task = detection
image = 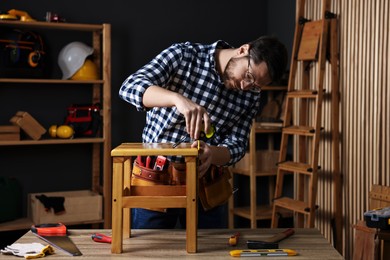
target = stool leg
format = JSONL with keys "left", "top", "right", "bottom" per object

{"left": 185, "top": 156, "right": 198, "bottom": 253}
{"left": 111, "top": 157, "right": 124, "bottom": 253}
{"left": 123, "top": 157, "right": 132, "bottom": 238}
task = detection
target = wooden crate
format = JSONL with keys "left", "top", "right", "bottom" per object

{"left": 0, "top": 125, "right": 20, "bottom": 141}
{"left": 10, "top": 111, "right": 46, "bottom": 140}
{"left": 28, "top": 190, "right": 102, "bottom": 225}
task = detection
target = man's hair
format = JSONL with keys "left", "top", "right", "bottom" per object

{"left": 248, "top": 35, "right": 288, "bottom": 84}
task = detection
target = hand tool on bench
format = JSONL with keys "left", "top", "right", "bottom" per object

{"left": 229, "top": 232, "right": 240, "bottom": 246}
{"left": 246, "top": 228, "right": 295, "bottom": 249}
{"left": 31, "top": 223, "right": 82, "bottom": 256}
{"left": 92, "top": 233, "right": 112, "bottom": 243}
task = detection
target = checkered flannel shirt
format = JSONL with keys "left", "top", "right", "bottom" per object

{"left": 119, "top": 40, "right": 261, "bottom": 165}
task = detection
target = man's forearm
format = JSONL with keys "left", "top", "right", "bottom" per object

{"left": 142, "top": 85, "right": 179, "bottom": 108}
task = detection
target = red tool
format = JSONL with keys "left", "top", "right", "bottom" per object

{"left": 137, "top": 155, "right": 144, "bottom": 166}
{"left": 146, "top": 156, "right": 151, "bottom": 168}
{"left": 91, "top": 233, "right": 112, "bottom": 243}
{"left": 153, "top": 155, "right": 167, "bottom": 170}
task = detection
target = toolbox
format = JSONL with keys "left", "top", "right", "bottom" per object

{"left": 364, "top": 207, "right": 390, "bottom": 229}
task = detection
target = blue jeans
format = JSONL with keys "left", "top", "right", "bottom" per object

{"left": 131, "top": 202, "right": 228, "bottom": 229}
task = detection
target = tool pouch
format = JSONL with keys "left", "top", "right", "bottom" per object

{"left": 198, "top": 166, "right": 233, "bottom": 211}
{"left": 131, "top": 160, "right": 171, "bottom": 185}
{"left": 131, "top": 160, "right": 171, "bottom": 212}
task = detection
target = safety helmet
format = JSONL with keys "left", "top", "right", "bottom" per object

{"left": 58, "top": 41, "right": 94, "bottom": 79}
{"left": 70, "top": 59, "right": 99, "bottom": 80}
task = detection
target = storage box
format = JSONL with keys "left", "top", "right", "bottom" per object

{"left": 364, "top": 207, "right": 390, "bottom": 230}
{"left": 10, "top": 111, "right": 46, "bottom": 140}
{"left": 234, "top": 150, "right": 280, "bottom": 173}
{"left": 28, "top": 190, "right": 102, "bottom": 224}
{"left": 0, "top": 125, "right": 20, "bottom": 141}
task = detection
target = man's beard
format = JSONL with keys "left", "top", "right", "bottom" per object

{"left": 222, "top": 57, "right": 241, "bottom": 91}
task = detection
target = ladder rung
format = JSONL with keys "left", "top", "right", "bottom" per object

{"left": 287, "top": 90, "right": 318, "bottom": 98}
{"left": 273, "top": 197, "right": 310, "bottom": 214}
{"left": 277, "top": 161, "right": 314, "bottom": 174}
{"left": 283, "top": 126, "right": 315, "bottom": 136}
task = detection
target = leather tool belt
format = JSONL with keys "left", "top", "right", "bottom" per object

{"left": 131, "top": 157, "right": 232, "bottom": 211}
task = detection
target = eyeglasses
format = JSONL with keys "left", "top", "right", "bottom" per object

{"left": 243, "top": 55, "right": 262, "bottom": 93}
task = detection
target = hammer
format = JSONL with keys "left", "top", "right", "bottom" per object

{"left": 246, "top": 228, "right": 295, "bottom": 249}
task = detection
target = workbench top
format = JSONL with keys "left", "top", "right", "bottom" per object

{"left": 1, "top": 228, "right": 344, "bottom": 259}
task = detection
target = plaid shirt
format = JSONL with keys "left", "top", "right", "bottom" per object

{"left": 119, "top": 40, "right": 261, "bottom": 165}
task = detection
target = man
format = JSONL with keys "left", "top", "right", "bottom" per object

{"left": 119, "top": 35, "right": 288, "bottom": 229}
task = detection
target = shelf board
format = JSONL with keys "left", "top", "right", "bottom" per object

{"left": 0, "top": 217, "right": 104, "bottom": 232}
{"left": 0, "top": 138, "right": 105, "bottom": 146}
{"left": 231, "top": 205, "right": 293, "bottom": 221}
{"left": 232, "top": 167, "right": 277, "bottom": 177}
{"left": 0, "top": 218, "right": 33, "bottom": 232}
{"left": 231, "top": 205, "right": 274, "bottom": 220}
{"left": 0, "top": 20, "right": 104, "bottom": 31}
{"left": 254, "top": 123, "right": 282, "bottom": 133}
{"left": 0, "top": 78, "right": 104, "bottom": 84}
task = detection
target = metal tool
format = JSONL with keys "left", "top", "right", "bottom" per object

{"left": 31, "top": 223, "right": 82, "bottom": 256}
{"left": 246, "top": 228, "right": 295, "bottom": 249}
{"left": 172, "top": 124, "right": 216, "bottom": 148}
{"left": 172, "top": 136, "right": 188, "bottom": 148}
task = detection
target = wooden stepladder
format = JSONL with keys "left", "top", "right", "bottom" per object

{"left": 271, "top": 0, "right": 339, "bottom": 229}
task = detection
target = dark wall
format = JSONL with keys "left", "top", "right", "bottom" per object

{"left": 0, "top": 0, "right": 295, "bottom": 218}
{"left": 1, "top": 0, "right": 294, "bottom": 147}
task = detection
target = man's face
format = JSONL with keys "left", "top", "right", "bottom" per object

{"left": 222, "top": 56, "right": 271, "bottom": 92}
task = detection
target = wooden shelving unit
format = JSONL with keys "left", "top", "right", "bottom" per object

{"left": 228, "top": 86, "right": 287, "bottom": 228}
{"left": 0, "top": 20, "right": 111, "bottom": 230}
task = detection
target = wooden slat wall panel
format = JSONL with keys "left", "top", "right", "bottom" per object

{"left": 294, "top": 0, "right": 390, "bottom": 258}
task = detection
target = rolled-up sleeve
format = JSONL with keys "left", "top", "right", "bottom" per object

{"left": 119, "top": 43, "right": 184, "bottom": 111}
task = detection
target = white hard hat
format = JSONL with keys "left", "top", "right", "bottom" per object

{"left": 58, "top": 41, "right": 94, "bottom": 79}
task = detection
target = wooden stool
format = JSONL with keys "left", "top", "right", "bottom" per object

{"left": 111, "top": 143, "right": 199, "bottom": 253}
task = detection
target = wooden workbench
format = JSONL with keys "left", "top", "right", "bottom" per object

{"left": 0, "top": 229, "right": 344, "bottom": 259}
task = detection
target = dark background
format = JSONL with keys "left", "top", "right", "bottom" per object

{"left": 0, "top": 0, "right": 295, "bottom": 244}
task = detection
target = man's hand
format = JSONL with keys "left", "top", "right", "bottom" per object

{"left": 192, "top": 140, "right": 212, "bottom": 178}
{"left": 143, "top": 86, "right": 212, "bottom": 140}
{"left": 174, "top": 95, "right": 211, "bottom": 140}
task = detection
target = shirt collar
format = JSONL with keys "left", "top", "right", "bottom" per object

{"left": 209, "top": 40, "right": 233, "bottom": 77}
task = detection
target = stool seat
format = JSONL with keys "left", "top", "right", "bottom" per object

{"left": 111, "top": 143, "right": 198, "bottom": 253}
